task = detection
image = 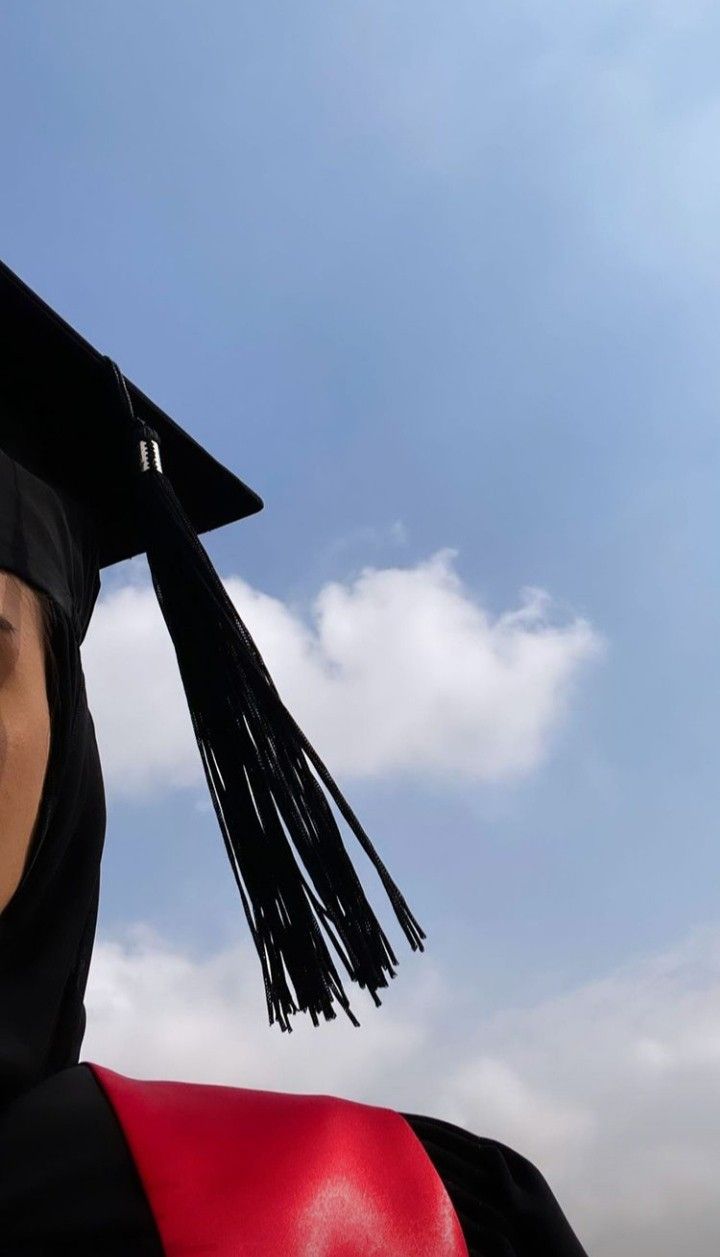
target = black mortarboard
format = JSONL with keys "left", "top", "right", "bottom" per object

{"left": 0, "top": 259, "right": 263, "bottom": 568}
{"left": 0, "top": 259, "right": 424, "bottom": 1032}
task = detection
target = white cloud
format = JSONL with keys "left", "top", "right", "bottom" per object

{"left": 83, "top": 923, "right": 720, "bottom": 1257}
{"left": 81, "top": 550, "right": 602, "bottom": 797}
{"left": 84, "top": 922, "right": 440, "bottom": 1099}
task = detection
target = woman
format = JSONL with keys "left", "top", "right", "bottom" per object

{"left": 0, "top": 260, "right": 589, "bottom": 1255}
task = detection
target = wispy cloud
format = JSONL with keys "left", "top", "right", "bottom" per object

{"left": 81, "top": 550, "right": 603, "bottom": 797}
{"left": 319, "top": 519, "right": 409, "bottom": 561}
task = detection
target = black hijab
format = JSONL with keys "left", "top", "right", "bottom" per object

{"left": 0, "top": 448, "right": 104, "bottom": 1107}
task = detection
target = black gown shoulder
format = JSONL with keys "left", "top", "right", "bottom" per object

{"left": 0, "top": 1066, "right": 162, "bottom": 1256}
{"left": 401, "top": 1111, "right": 588, "bottom": 1257}
{"left": 0, "top": 1066, "right": 588, "bottom": 1256}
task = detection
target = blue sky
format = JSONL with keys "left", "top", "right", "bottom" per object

{"left": 3, "top": 5, "right": 720, "bottom": 1252}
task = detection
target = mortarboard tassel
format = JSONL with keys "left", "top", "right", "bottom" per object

{"left": 105, "top": 358, "right": 425, "bottom": 1031}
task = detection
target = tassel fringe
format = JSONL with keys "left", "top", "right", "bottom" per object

{"left": 106, "top": 360, "right": 425, "bottom": 1031}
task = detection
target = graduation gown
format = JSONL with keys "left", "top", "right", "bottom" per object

{"left": 0, "top": 1063, "right": 589, "bottom": 1256}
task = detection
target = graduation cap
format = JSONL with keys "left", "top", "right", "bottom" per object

{"left": 0, "top": 259, "right": 263, "bottom": 567}
{"left": 0, "top": 259, "right": 425, "bottom": 1032}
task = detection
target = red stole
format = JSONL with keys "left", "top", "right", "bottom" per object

{"left": 88, "top": 1062, "right": 469, "bottom": 1257}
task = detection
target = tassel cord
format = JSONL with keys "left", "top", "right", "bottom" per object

{"left": 143, "top": 458, "right": 424, "bottom": 955}
{"left": 106, "top": 360, "right": 427, "bottom": 1029}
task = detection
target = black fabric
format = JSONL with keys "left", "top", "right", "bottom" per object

{"left": 0, "top": 449, "right": 100, "bottom": 645}
{"left": 0, "top": 1064, "right": 589, "bottom": 1256}
{"left": 0, "top": 1065, "right": 163, "bottom": 1256}
{"left": 0, "top": 257, "right": 262, "bottom": 570}
{"left": 402, "top": 1112, "right": 589, "bottom": 1257}
{"left": 0, "top": 453, "right": 106, "bottom": 1108}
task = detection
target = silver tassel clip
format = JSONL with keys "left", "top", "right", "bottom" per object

{"left": 138, "top": 434, "right": 163, "bottom": 474}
